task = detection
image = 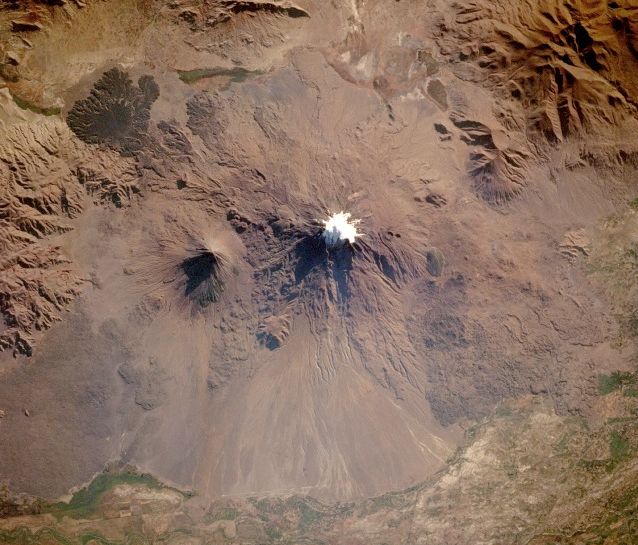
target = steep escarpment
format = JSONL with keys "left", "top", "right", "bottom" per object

{"left": 0, "top": 119, "right": 138, "bottom": 355}
{"left": 431, "top": 0, "right": 638, "bottom": 203}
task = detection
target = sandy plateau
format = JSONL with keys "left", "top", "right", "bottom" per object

{"left": 1, "top": 1, "right": 638, "bottom": 543}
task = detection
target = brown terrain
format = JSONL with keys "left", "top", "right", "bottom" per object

{"left": 0, "top": 0, "right": 638, "bottom": 543}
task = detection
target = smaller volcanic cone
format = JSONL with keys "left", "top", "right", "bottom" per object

{"left": 134, "top": 214, "right": 242, "bottom": 316}
{"left": 322, "top": 211, "right": 361, "bottom": 248}
{"left": 179, "top": 240, "right": 230, "bottom": 309}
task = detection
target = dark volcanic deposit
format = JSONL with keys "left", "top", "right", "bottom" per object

{"left": 1, "top": 1, "right": 638, "bottom": 544}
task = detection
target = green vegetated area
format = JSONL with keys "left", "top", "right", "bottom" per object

{"left": 548, "top": 466, "right": 638, "bottom": 545}
{"left": 0, "top": 469, "right": 192, "bottom": 545}
{"left": 591, "top": 199, "right": 638, "bottom": 408}
{"left": 576, "top": 426, "right": 636, "bottom": 473}
{"left": 44, "top": 468, "right": 178, "bottom": 520}
{"left": 609, "top": 431, "right": 631, "bottom": 465}
{"left": 531, "top": 486, "right": 638, "bottom": 545}
{"left": 0, "top": 527, "right": 78, "bottom": 545}
{"left": 587, "top": 486, "right": 638, "bottom": 545}
{"left": 10, "top": 91, "right": 61, "bottom": 116}
{"left": 479, "top": 405, "right": 638, "bottom": 545}
{"left": 0, "top": 526, "right": 194, "bottom": 545}
{"left": 177, "top": 67, "right": 262, "bottom": 85}
{"left": 1, "top": 409, "right": 638, "bottom": 545}
{"left": 205, "top": 505, "right": 240, "bottom": 522}
{"left": 249, "top": 494, "right": 355, "bottom": 533}
{"left": 598, "top": 371, "right": 638, "bottom": 397}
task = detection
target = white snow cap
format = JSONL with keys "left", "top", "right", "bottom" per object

{"left": 322, "top": 211, "right": 361, "bottom": 248}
